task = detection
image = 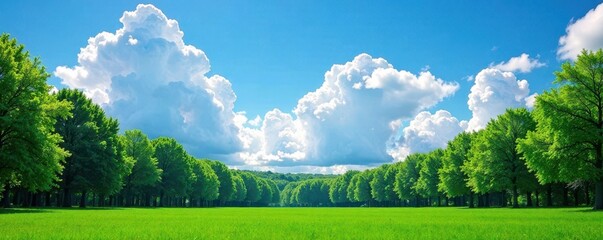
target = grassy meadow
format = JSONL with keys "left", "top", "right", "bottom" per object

{"left": 0, "top": 207, "right": 601, "bottom": 239}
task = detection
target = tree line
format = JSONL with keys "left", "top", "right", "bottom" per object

{"left": 281, "top": 49, "right": 603, "bottom": 210}
{"left": 0, "top": 34, "right": 280, "bottom": 208}
{"left": 2, "top": 33, "right": 603, "bottom": 210}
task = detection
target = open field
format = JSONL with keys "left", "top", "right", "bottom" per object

{"left": 0, "top": 207, "right": 601, "bottom": 239}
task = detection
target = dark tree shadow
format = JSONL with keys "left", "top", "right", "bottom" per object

{"left": 0, "top": 208, "right": 52, "bottom": 214}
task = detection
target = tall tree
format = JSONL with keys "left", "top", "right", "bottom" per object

{"left": 465, "top": 108, "right": 538, "bottom": 207}
{"left": 54, "top": 89, "right": 127, "bottom": 207}
{"left": 439, "top": 132, "right": 473, "bottom": 199}
{"left": 353, "top": 171, "right": 372, "bottom": 205}
{"left": 329, "top": 170, "right": 359, "bottom": 205}
{"left": 415, "top": 149, "right": 444, "bottom": 206}
{"left": 395, "top": 153, "right": 425, "bottom": 206}
{"left": 370, "top": 165, "right": 388, "bottom": 203}
{"left": 152, "top": 137, "right": 194, "bottom": 207}
{"left": 384, "top": 163, "right": 401, "bottom": 204}
{"left": 518, "top": 49, "right": 603, "bottom": 209}
{"left": 239, "top": 172, "right": 261, "bottom": 204}
{"left": 230, "top": 172, "right": 247, "bottom": 204}
{"left": 281, "top": 182, "right": 299, "bottom": 206}
{"left": 208, "top": 160, "right": 235, "bottom": 205}
{"left": 120, "top": 129, "right": 161, "bottom": 206}
{"left": 0, "top": 34, "right": 72, "bottom": 207}
{"left": 191, "top": 159, "right": 219, "bottom": 206}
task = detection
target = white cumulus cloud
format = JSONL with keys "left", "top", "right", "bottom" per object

{"left": 466, "top": 68, "right": 530, "bottom": 132}
{"left": 389, "top": 110, "right": 467, "bottom": 161}
{"left": 490, "top": 53, "right": 545, "bottom": 73}
{"left": 558, "top": 3, "right": 603, "bottom": 60}
{"left": 55, "top": 4, "right": 243, "bottom": 156}
{"left": 53, "top": 4, "right": 462, "bottom": 171}
{"left": 240, "top": 54, "right": 459, "bottom": 166}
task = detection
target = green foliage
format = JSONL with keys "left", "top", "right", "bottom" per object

{"left": 370, "top": 165, "right": 388, "bottom": 202}
{"left": 239, "top": 172, "right": 261, "bottom": 203}
{"left": 395, "top": 153, "right": 425, "bottom": 201}
{"left": 230, "top": 172, "right": 247, "bottom": 202}
{"left": 191, "top": 159, "right": 219, "bottom": 202}
{"left": 415, "top": 149, "right": 444, "bottom": 199}
{"left": 439, "top": 132, "right": 472, "bottom": 197}
{"left": 280, "top": 182, "right": 300, "bottom": 206}
{"left": 353, "top": 171, "right": 372, "bottom": 203}
{"left": 152, "top": 137, "right": 193, "bottom": 200}
{"left": 209, "top": 160, "right": 235, "bottom": 203}
{"left": 120, "top": 129, "right": 161, "bottom": 203}
{"left": 291, "top": 179, "right": 331, "bottom": 206}
{"left": 329, "top": 170, "right": 359, "bottom": 204}
{"left": 465, "top": 108, "right": 538, "bottom": 207}
{"left": 518, "top": 49, "right": 603, "bottom": 209}
{"left": 55, "top": 89, "right": 127, "bottom": 198}
{"left": 0, "top": 33, "right": 72, "bottom": 192}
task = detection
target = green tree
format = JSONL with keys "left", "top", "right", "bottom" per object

{"left": 152, "top": 137, "right": 194, "bottom": 207}
{"left": 208, "top": 160, "right": 234, "bottom": 206}
{"left": 329, "top": 170, "right": 359, "bottom": 205}
{"left": 0, "top": 34, "right": 72, "bottom": 207}
{"left": 258, "top": 178, "right": 273, "bottom": 205}
{"left": 370, "top": 166, "right": 388, "bottom": 203}
{"left": 267, "top": 179, "right": 280, "bottom": 204}
{"left": 415, "top": 149, "right": 444, "bottom": 206}
{"left": 518, "top": 49, "right": 603, "bottom": 209}
{"left": 191, "top": 159, "right": 219, "bottom": 206}
{"left": 54, "top": 89, "right": 127, "bottom": 207}
{"left": 281, "top": 182, "right": 299, "bottom": 206}
{"left": 439, "top": 132, "right": 473, "bottom": 201}
{"left": 120, "top": 129, "right": 161, "bottom": 206}
{"left": 465, "top": 108, "right": 538, "bottom": 207}
{"left": 239, "top": 172, "right": 261, "bottom": 204}
{"left": 230, "top": 172, "right": 247, "bottom": 204}
{"left": 384, "top": 163, "right": 401, "bottom": 204}
{"left": 354, "top": 171, "right": 372, "bottom": 205}
{"left": 395, "top": 153, "right": 425, "bottom": 206}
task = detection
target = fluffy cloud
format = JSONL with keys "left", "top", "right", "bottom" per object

{"left": 525, "top": 93, "right": 538, "bottom": 109}
{"left": 388, "top": 110, "right": 467, "bottom": 160}
{"left": 241, "top": 54, "right": 459, "bottom": 166}
{"left": 232, "top": 164, "right": 369, "bottom": 175}
{"left": 55, "top": 4, "right": 243, "bottom": 156}
{"left": 558, "top": 3, "right": 603, "bottom": 60}
{"left": 466, "top": 68, "right": 530, "bottom": 131}
{"left": 490, "top": 53, "right": 545, "bottom": 73}
{"left": 52, "top": 4, "right": 466, "bottom": 170}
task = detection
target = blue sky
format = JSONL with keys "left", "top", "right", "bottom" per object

{"left": 1, "top": 1, "right": 602, "bottom": 173}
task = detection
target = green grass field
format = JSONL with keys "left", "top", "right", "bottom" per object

{"left": 0, "top": 207, "right": 601, "bottom": 239}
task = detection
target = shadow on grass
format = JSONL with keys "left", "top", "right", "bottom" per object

{"left": 0, "top": 207, "right": 128, "bottom": 214}
{"left": 0, "top": 208, "right": 52, "bottom": 214}
{"left": 53, "top": 207, "right": 125, "bottom": 211}
{"left": 566, "top": 208, "right": 603, "bottom": 213}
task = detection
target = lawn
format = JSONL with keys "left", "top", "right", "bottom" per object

{"left": 0, "top": 207, "right": 601, "bottom": 239}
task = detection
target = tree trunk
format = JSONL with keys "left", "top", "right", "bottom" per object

{"left": 45, "top": 192, "right": 52, "bottom": 207}
{"left": 469, "top": 192, "right": 474, "bottom": 208}
{"left": 535, "top": 190, "right": 540, "bottom": 207}
{"left": 512, "top": 185, "right": 519, "bottom": 208}
{"left": 62, "top": 188, "right": 72, "bottom": 207}
{"left": 546, "top": 184, "right": 553, "bottom": 207}
{"left": 595, "top": 178, "right": 603, "bottom": 209}
{"left": 31, "top": 193, "right": 39, "bottom": 207}
{"left": 573, "top": 188, "right": 580, "bottom": 206}
{"left": 526, "top": 192, "right": 533, "bottom": 207}
{"left": 563, "top": 186, "right": 569, "bottom": 206}
{"left": 2, "top": 186, "right": 10, "bottom": 208}
{"left": 585, "top": 182, "right": 590, "bottom": 206}
{"left": 79, "top": 191, "right": 87, "bottom": 208}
